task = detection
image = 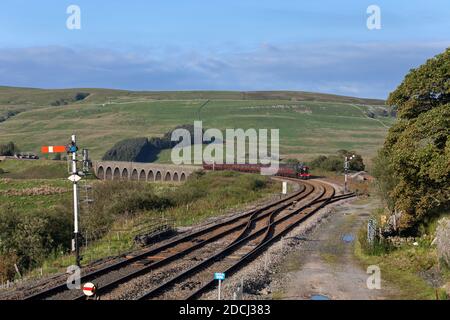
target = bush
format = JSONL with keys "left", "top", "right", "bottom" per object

{"left": 357, "top": 224, "right": 394, "bottom": 256}
{"left": 0, "top": 252, "right": 18, "bottom": 283}
{"left": 310, "top": 150, "right": 365, "bottom": 172}
{"left": 310, "top": 155, "right": 327, "bottom": 168}
{"left": 372, "top": 150, "right": 397, "bottom": 211}
{"left": 172, "top": 184, "right": 205, "bottom": 205}
{"left": 0, "top": 141, "right": 19, "bottom": 156}
{"left": 107, "top": 190, "right": 173, "bottom": 217}
{"left": 0, "top": 110, "right": 21, "bottom": 123}
{"left": 243, "top": 176, "right": 267, "bottom": 191}
{"left": 0, "top": 204, "right": 73, "bottom": 276}
{"left": 74, "top": 92, "right": 90, "bottom": 101}
{"left": 337, "top": 150, "right": 365, "bottom": 171}
{"left": 311, "top": 155, "right": 343, "bottom": 171}
{"left": 1, "top": 181, "right": 176, "bottom": 279}
{"left": 80, "top": 181, "right": 175, "bottom": 238}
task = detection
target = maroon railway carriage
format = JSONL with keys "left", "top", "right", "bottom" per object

{"left": 202, "top": 163, "right": 311, "bottom": 180}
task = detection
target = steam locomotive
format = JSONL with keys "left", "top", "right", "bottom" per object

{"left": 202, "top": 162, "right": 311, "bottom": 180}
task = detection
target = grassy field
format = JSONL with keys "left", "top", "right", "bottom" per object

{"left": 0, "top": 86, "right": 386, "bottom": 106}
{"left": 0, "top": 159, "right": 68, "bottom": 179}
{"left": 0, "top": 159, "right": 281, "bottom": 279}
{"left": 0, "top": 87, "right": 393, "bottom": 166}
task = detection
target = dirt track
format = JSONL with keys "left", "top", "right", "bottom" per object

{"left": 201, "top": 181, "right": 398, "bottom": 300}
{"left": 278, "top": 198, "right": 396, "bottom": 300}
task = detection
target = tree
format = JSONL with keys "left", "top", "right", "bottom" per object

{"left": 102, "top": 124, "right": 209, "bottom": 162}
{"left": 387, "top": 48, "right": 450, "bottom": 119}
{"left": 102, "top": 137, "right": 152, "bottom": 162}
{"left": 0, "top": 141, "right": 18, "bottom": 156}
{"left": 74, "top": 92, "right": 90, "bottom": 101}
{"left": 374, "top": 47, "right": 450, "bottom": 232}
{"left": 337, "top": 150, "right": 365, "bottom": 171}
{"left": 310, "top": 150, "right": 365, "bottom": 172}
{"left": 52, "top": 153, "right": 62, "bottom": 161}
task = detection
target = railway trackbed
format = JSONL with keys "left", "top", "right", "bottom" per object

{"left": 15, "top": 179, "right": 354, "bottom": 300}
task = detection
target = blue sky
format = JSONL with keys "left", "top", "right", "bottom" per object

{"left": 0, "top": 0, "right": 449, "bottom": 98}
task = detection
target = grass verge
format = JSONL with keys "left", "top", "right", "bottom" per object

{"left": 354, "top": 211, "right": 450, "bottom": 300}
{"left": 1, "top": 170, "right": 280, "bottom": 281}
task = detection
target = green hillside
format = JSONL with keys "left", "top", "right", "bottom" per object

{"left": 0, "top": 87, "right": 393, "bottom": 163}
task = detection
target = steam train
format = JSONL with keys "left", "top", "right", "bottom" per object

{"left": 202, "top": 162, "right": 311, "bottom": 179}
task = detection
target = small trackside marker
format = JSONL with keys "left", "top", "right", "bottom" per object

{"left": 82, "top": 282, "right": 96, "bottom": 297}
{"left": 68, "top": 174, "right": 82, "bottom": 182}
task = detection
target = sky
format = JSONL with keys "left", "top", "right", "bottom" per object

{"left": 0, "top": 0, "right": 449, "bottom": 99}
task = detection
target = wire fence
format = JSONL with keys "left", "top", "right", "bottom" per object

{"left": 79, "top": 214, "right": 175, "bottom": 263}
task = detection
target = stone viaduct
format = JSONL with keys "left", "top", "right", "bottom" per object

{"left": 93, "top": 161, "right": 200, "bottom": 182}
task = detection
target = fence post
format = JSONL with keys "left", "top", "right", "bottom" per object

{"left": 14, "top": 264, "right": 22, "bottom": 279}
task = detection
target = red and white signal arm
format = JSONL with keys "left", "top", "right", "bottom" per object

{"left": 82, "top": 282, "right": 97, "bottom": 296}
{"left": 41, "top": 145, "right": 66, "bottom": 154}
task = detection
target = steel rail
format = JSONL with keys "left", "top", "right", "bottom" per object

{"left": 25, "top": 182, "right": 308, "bottom": 300}
{"left": 185, "top": 183, "right": 339, "bottom": 299}
{"left": 69, "top": 184, "right": 314, "bottom": 300}
{"left": 25, "top": 180, "right": 355, "bottom": 301}
{"left": 226, "top": 183, "right": 315, "bottom": 246}
{"left": 186, "top": 188, "right": 357, "bottom": 299}
{"left": 135, "top": 182, "right": 331, "bottom": 300}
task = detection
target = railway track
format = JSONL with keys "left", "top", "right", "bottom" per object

{"left": 21, "top": 180, "right": 308, "bottom": 300}
{"left": 20, "top": 178, "right": 355, "bottom": 300}
{"left": 136, "top": 180, "right": 338, "bottom": 300}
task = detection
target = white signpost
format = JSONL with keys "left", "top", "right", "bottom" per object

{"left": 282, "top": 181, "right": 287, "bottom": 195}
{"left": 214, "top": 272, "right": 226, "bottom": 300}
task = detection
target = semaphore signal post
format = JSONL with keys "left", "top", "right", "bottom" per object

{"left": 42, "top": 134, "right": 91, "bottom": 267}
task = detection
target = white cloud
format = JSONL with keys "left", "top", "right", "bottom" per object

{"left": 0, "top": 42, "right": 448, "bottom": 98}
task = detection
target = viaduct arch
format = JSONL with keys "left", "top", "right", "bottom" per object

{"left": 93, "top": 161, "right": 199, "bottom": 182}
